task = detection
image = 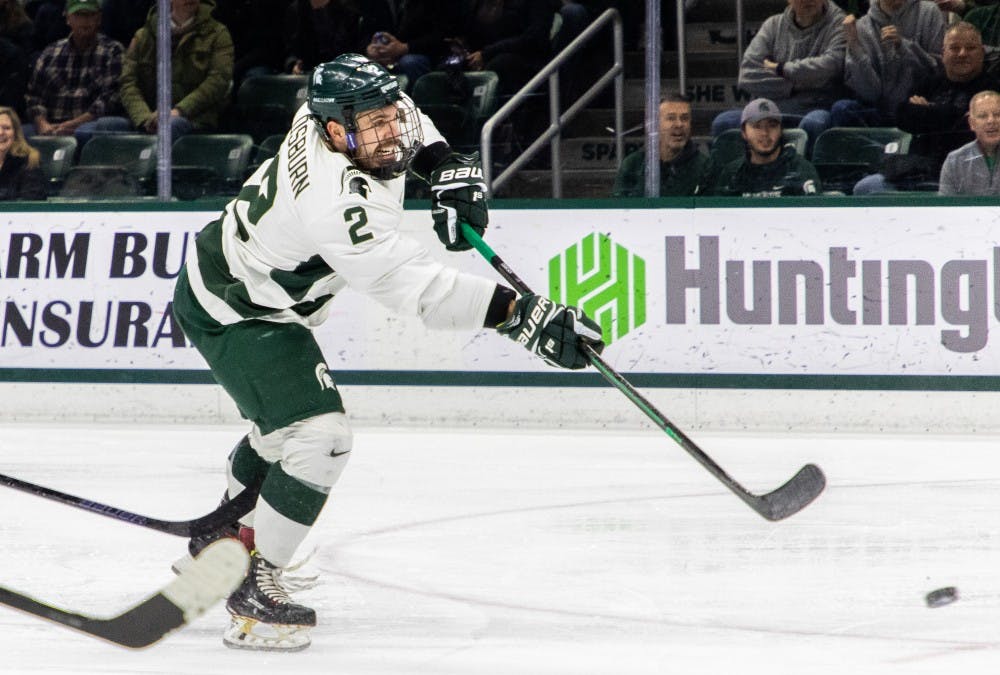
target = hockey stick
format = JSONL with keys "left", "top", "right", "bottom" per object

{"left": 462, "top": 223, "right": 826, "bottom": 521}
{"left": 0, "top": 539, "right": 249, "bottom": 649}
{"left": 0, "top": 471, "right": 259, "bottom": 537}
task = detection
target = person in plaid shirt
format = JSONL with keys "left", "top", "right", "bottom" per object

{"left": 23, "top": 0, "right": 128, "bottom": 149}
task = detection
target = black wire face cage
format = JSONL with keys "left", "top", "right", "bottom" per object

{"left": 347, "top": 96, "right": 423, "bottom": 180}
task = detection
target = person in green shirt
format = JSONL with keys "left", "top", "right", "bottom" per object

{"left": 965, "top": 1, "right": 1000, "bottom": 46}
{"left": 612, "top": 93, "right": 710, "bottom": 197}
{"left": 707, "top": 97, "right": 822, "bottom": 197}
{"left": 117, "top": 0, "right": 234, "bottom": 137}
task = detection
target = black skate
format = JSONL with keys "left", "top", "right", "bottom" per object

{"left": 171, "top": 493, "right": 250, "bottom": 575}
{"left": 223, "top": 551, "right": 315, "bottom": 651}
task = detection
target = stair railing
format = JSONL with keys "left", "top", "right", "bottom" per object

{"left": 480, "top": 8, "right": 624, "bottom": 199}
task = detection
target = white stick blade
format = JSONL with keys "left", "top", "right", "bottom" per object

{"left": 161, "top": 539, "right": 250, "bottom": 622}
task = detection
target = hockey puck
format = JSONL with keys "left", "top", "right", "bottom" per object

{"left": 925, "top": 586, "right": 959, "bottom": 608}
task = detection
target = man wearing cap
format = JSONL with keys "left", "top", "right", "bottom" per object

{"left": 23, "top": 0, "right": 129, "bottom": 149}
{"left": 705, "top": 98, "right": 822, "bottom": 197}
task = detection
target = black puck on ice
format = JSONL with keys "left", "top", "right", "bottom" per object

{"left": 925, "top": 586, "right": 959, "bottom": 608}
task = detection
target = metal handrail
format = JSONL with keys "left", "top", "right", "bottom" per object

{"left": 644, "top": 0, "right": 662, "bottom": 197}
{"left": 735, "top": 0, "right": 745, "bottom": 75}
{"left": 155, "top": 0, "right": 172, "bottom": 200}
{"left": 480, "top": 8, "right": 624, "bottom": 199}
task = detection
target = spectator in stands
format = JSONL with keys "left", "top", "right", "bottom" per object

{"left": 939, "top": 88, "right": 1000, "bottom": 193}
{"left": 362, "top": 0, "right": 453, "bottom": 90}
{"left": 705, "top": 98, "right": 822, "bottom": 196}
{"left": 117, "top": 0, "right": 234, "bottom": 138}
{"left": 831, "top": 0, "right": 946, "bottom": 127}
{"left": 0, "top": 106, "right": 46, "bottom": 200}
{"left": 449, "top": 0, "right": 554, "bottom": 98}
{"left": 214, "top": 0, "right": 286, "bottom": 89}
{"left": 439, "top": 0, "right": 556, "bottom": 161}
{"left": 854, "top": 22, "right": 996, "bottom": 192}
{"left": 613, "top": 93, "right": 710, "bottom": 197}
{"left": 965, "top": 1, "right": 1000, "bottom": 45}
{"left": 0, "top": 0, "right": 34, "bottom": 118}
{"left": 1, "top": 0, "right": 34, "bottom": 52}
{"left": 99, "top": 0, "right": 153, "bottom": 47}
{"left": 0, "top": 37, "right": 28, "bottom": 120}
{"left": 896, "top": 22, "right": 997, "bottom": 132}
{"left": 711, "top": 0, "right": 847, "bottom": 154}
{"left": 284, "top": 0, "right": 365, "bottom": 76}
{"left": 551, "top": 0, "right": 603, "bottom": 105}
{"left": 23, "top": 0, "right": 127, "bottom": 149}
{"left": 465, "top": 0, "right": 553, "bottom": 89}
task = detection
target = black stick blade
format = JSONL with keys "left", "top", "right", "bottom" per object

{"left": 753, "top": 464, "right": 826, "bottom": 521}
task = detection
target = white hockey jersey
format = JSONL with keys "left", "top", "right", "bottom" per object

{"left": 184, "top": 103, "right": 496, "bottom": 331}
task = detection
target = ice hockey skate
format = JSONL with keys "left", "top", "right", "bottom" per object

{"left": 223, "top": 551, "right": 316, "bottom": 651}
{"left": 171, "top": 493, "right": 246, "bottom": 575}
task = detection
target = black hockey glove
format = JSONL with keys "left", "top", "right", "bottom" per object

{"left": 429, "top": 152, "right": 488, "bottom": 251}
{"left": 497, "top": 294, "right": 605, "bottom": 370}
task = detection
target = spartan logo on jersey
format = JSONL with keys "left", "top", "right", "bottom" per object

{"left": 342, "top": 168, "right": 370, "bottom": 199}
{"left": 315, "top": 363, "right": 336, "bottom": 391}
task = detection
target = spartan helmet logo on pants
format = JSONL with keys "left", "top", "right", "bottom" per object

{"left": 314, "top": 364, "right": 335, "bottom": 390}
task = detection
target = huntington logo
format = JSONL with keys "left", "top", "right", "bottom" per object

{"left": 548, "top": 233, "right": 646, "bottom": 344}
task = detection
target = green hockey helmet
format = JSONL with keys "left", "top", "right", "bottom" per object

{"left": 307, "top": 54, "right": 422, "bottom": 179}
{"left": 307, "top": 53, "right": 401, "bottom": 125}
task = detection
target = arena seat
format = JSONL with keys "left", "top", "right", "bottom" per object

{"left": 810, "top": 127, "right": 912, "bottom": 194}
{"left": 171, "top": 133, "right": 254, "bottom": 198}
{"left": 28, "top": 135, "right": 77, "bottom": 196}
{"left": 411, "top": 71, "right": 500, "bottom": 151}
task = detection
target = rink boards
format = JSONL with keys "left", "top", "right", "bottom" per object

{"left": 3, "top": 196, "right": 1000, "bottom": 431}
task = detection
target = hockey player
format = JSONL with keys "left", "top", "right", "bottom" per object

{"left": 171, "top": 53, "right": 604, "bottom": 651}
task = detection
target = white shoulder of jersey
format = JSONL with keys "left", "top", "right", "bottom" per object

{"left": 278, "top": 104, "right": 492, "bottom": 331}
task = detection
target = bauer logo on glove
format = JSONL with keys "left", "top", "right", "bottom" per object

{"left": 428, "top": 152, "right": 488, "bottom": 251}
{"left": 498, "top": 294, "right": 605, "bottom": 370}
{"left": 435, "top": 166, "right": 484, "bottom": 182}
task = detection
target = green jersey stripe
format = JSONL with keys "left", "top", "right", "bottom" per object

{"left": 195, "top": 218, "right": 279, "bottom": 319}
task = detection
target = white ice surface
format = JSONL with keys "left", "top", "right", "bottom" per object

{"left": 0, "top": 422, "right": 997, "bottom": 674}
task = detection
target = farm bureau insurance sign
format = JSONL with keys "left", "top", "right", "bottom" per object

{"left": 1, "top": 205, "right": 999, "bottom": 375}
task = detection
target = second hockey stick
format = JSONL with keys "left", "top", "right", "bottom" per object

{"left": 462, "top": 223, "right": 826, "bottom": 521}
{"left": 0, "top": 539, "right": 249, "bottom": 649}
{"left": 0, "top": 471, "right": 259, "bottom": 537}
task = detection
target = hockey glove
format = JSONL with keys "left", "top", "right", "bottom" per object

{"left": 429, "top": 152, "right": 488, "bottom": 251}
{"left": 497, "top": 294, "right": 605, "bottom": 370}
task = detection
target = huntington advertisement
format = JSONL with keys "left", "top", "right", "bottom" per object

{"left": 0, "top": 206, "right": 997, "bottom": 376}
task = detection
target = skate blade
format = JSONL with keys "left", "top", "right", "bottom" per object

{"left": 223, "top": 616, "right": 311, "bottom": 652}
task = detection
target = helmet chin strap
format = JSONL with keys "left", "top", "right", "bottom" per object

{"left": 342, "top": 105, "right": 361, "bottom": 157}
